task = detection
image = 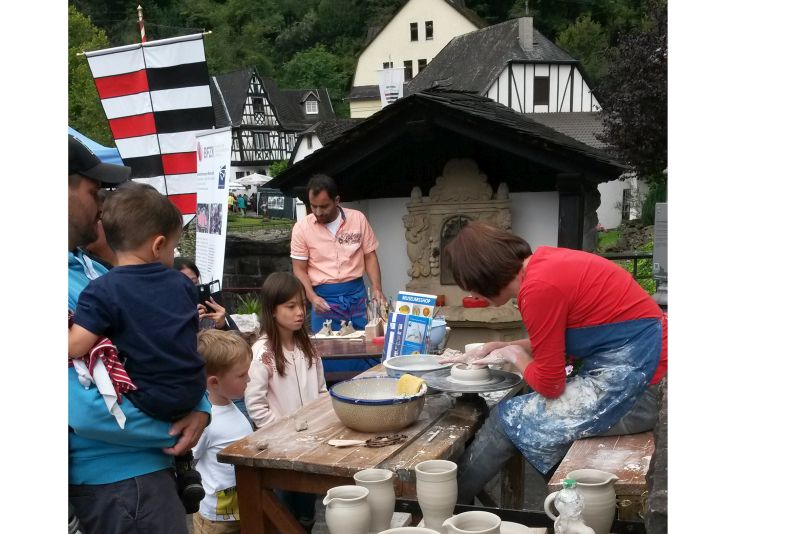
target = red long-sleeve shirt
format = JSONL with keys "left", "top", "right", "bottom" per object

{"left": 518, "top": 247, "right": 668, "bottom": 398}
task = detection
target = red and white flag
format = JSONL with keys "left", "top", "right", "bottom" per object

{"left": 85, "top": 34, "right": 215, "bottom": 225}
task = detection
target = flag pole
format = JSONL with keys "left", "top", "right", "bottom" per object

{"left": 76, "top": 30, "right": 212, "bottom": 56}
{"left": 137, "top": 5, "right": 146, "bottom": 43}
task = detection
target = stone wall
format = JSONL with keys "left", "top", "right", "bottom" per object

{"left": 223, "top": 234, "right": 292, "bottom": 288}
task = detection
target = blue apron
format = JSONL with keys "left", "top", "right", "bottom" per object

{"left": 498, "top": 318, "right": 662, "bottom": 473}
{"left": 311, "top": 278, "right": 376, "bottom": 374}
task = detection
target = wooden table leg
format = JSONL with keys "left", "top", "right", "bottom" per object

{"left": 261, "top": 488, "right": 308, "bottom": 534}
{"left": 500, "top": 452, "right": 525, "bottom": 510}
{"left": 236, "top": 466, "right": 266, "bottom": 534}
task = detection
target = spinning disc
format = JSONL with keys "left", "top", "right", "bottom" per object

{"left": 421, "top": 368, "right": 522, "bottom": 393}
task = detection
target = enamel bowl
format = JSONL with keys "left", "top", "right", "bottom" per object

{"left": 329, "top": 377, "right": 427, "bottom": 433}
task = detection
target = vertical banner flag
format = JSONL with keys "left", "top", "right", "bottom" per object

{"left": 84, "top": 34, "right": 216, "bottom": 225}
{"left": 194, "top": 127, "right": 233, "bottom": 286}
{"left": 377, "top": 67, "right": 406, "bottom": 108}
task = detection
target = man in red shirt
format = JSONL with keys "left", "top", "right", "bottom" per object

{"left": 443, "top": 221, "right": 667, "bottom": 504}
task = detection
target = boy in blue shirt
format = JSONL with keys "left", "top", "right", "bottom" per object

{"left": 69, "top": 182, "right": 207, "bottom": 512}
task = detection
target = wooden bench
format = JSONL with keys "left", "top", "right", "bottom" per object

{"left": 547, "top": 432, "right": 655, "bottom": 522}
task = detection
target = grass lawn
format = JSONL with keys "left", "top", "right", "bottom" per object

{"left": 597, "top": 229, "right": 620, "bottom": 251}
{"left": 227, "top": 216, "right": 294, "bottom": 229}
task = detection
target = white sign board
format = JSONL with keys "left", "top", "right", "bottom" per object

{"left": 194, "top": 127, "right": 233, "bottom": 287}
{"left": 377, "top": 67, "right": 405, "bottom": 108}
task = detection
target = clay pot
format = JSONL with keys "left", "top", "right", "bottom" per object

{"left": 323, "top": 485, "right": 371, "bottom": 534}
{"left": 450, "top": 363, "right": 490, "bottom": 383}
{"left": 544, "top": 469, "right": 619, "bottom": 534}
{"left": 441, "top": 511, "right": 502, "bottom": 534}
{"left": 414, "top": 460, "right": 458, "bottom": 533}
{"left": 355, "top": 468, "right": 396, "bottom": 534}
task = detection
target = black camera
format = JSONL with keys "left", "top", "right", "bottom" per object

{"left": 197, "top": 280, "right": 220, "bottom": 306}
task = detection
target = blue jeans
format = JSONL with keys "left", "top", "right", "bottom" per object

{"left": 69, "top": 469, "right": 187, "bottom": 534}
{"left": 456, "top": 383, "right": 661, "bottom": 504}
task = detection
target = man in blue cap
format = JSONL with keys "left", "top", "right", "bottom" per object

{"left": 67, "top": 135, "right": 211, "bottom": 534}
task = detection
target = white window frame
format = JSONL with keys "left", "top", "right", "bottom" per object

{"left": 305, "top": 100, "right": 319, "bottom": 115}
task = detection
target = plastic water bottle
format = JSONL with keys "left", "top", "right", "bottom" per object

{"left": 554, "top": 479, "right": 594, "bottom": 534}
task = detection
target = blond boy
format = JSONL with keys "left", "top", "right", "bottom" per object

{"left": 193, "top": 330, "right": 254, "bottom": 534}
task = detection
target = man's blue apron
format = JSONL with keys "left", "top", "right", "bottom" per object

{"left": 310, "top": 278, "right": 377, "bottom": 373}
{"left": 498, "top": 318, "right": 662, "bottom": 473}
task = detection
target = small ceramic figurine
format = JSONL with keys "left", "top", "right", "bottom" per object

{"left": 338, "top": 320, "right": 355, "bottom": 336}
{"left": 318, "top": 319, "right": 333, "bottom": 337}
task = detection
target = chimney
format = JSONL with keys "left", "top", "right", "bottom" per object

{"left": 518, "top": 17, "right": 534, "bottom": 52}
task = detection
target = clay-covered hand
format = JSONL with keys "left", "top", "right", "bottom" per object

{"left": 471, "top": 344, "right": 532, "bottom": 372}
{"left": 311, "top": 294, "right": 331, "bottom": 313}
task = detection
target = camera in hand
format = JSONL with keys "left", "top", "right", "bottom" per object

{"left": 197, "top": 280, "right": 220, "bottom": 308}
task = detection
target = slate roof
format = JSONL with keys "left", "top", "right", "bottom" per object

{"left": 406, "top": 18, "right": 577, "bottom": 96}
{"left": 209, "top": 67, "right": 336, "bottom": 131}
{"left": 525, "top": 112, "right": 607, "bottom": 150}
{"left": 302, "top": 118, "right": 364, "bottom": 144}
{"left": 271, "top": 88, "right": 624, "bottom": 197}
{"left": 346, "top": 85, "right": 381, "bottom": 101}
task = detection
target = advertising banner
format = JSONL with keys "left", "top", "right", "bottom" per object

{"left": 194, "top": 127, "right": 232, "bottom": 287}
{"left": 377, "top": 67, "right": 405, "bottom": 108}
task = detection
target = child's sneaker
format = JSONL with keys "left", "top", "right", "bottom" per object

{"left": 175, "top": 453, "right": 204, "bottom": 514}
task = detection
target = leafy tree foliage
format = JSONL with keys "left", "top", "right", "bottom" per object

{"left": 556, "top": 14, "right": 609, "bottom": 82}
{"left": 279, "top": 45, "right": 351, "bottom": 116}
{"left": 68, "top": 6, "right": 113, "bottom": 145}
{"left": 597, "top": 0, "right": 667, "bottom": 184}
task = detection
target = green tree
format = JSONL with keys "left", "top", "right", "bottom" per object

{"left": 68, "top": 6, "right": 113, "bottom": 145}
{"left": 598, "top": 0, "right": 667, "bottom": 184}
{"left": 556, "top": 15, "right": 609, "bottom": 82}
{"left": 279, "top": 45, "right": 351, "bottom": 116}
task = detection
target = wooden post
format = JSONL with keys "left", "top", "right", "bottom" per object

{"left": 236, "top": 466, "right": 266, "bottom": 534}
{"left": 137, "top": 5, "right": 146, "bottom": 43}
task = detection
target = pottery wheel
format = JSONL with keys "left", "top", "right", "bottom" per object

{"left": 421, "top": 368, "right": 522, "bottom": 393}
{"left": 364, "top": 434, "right": 407, "bottom": 447}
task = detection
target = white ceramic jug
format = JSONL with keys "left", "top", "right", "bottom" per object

{"left": 544, "top": 469, "right": 618, "bottom": 534}
{"left": 355, "top": 468, "right": 396, "bottom": 534}
{"left": 441, "top": 511, "right": 502, "bottom": 534}
{"left": 378, "top": 529, "right": 440, "bottom": 534}
{"left": 414, "top": 460, "right": 458, "bottom": 533}
{"left": 323, "top": 485, "right": 371, "bottom": 534}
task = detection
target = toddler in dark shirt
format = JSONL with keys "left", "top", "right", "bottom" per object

{"left": 68, "top": 182, "right": 207, "bottom": 513}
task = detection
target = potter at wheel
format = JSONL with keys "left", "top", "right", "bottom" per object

{"left": 421, "top": 367, "right": 522, "bottom": 393}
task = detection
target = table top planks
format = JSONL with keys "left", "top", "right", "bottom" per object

{"left": 218, "top": 364, "right": 525, "bottom": 484}
{"left": 546, "top": 433, "right": 655, "bottom": 496}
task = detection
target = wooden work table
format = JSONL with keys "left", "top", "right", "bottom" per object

{"left": 218, "top": 364, "right": 525, "bottom": 534}
{"left": 312, "top": 337, "right": 383, "bottom": 383}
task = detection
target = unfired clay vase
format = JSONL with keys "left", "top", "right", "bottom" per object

{"left": 441, "top": 511, "right": 502, "bottom": 534}
{"left": 450, "top": 363, "right": 491, "bottom": 383}
{"left": 544, "top": 469, "right": 618, "bottom": 534}
{"left": 323, "top": 485, "right": 371, "bottom": 534}
{"left": 414, "top": 460, "right": 458, "bottom": 534}
{"left": 355, "top": 468, "right": 396, "bottom": 534}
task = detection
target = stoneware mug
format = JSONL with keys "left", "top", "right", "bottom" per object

{"left": 414, "top": 460, "right": 458, "bottom": 533}
{"left": 354, "top": 468, "right": 396, "bottom": 534}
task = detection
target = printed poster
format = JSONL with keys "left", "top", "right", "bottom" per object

{"left": 194, "top": 127, "right": 232, "bottom": 286}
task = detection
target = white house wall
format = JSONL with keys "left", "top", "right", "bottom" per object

{"left": 486, "top": 63, "right": 600, "bottom": 113}
{"left": 353, "top": 0, "right": 479, "bottom": 87}
{"left": 292, "top": 134, "right": 323, "bottom": 164}
{"left": 597, "top": 179, "right": 627, "bottom": 229}
{"left": 510, "top": 192, "right": 559, "bottom": 248}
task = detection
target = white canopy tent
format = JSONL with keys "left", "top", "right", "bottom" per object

{"left": 236, "top": 173, "right": 270, "bottom": 187}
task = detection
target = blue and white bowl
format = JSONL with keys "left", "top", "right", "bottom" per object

{"left": 329, "top": 377, "right": 427, "bottom": 433}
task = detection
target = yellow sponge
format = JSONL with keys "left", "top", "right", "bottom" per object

{"left": 396, "top": 374, "right": 425, "bottom": 396}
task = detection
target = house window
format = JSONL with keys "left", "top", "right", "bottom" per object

{"left": 383, "top": 61, "right": 393, "bottom": 69}
{"left": 252, "top": 97, "right": 264, "bottom": 115}
{"left": 410, "top": 22, "right": 418, "bottom": 41}
{"left": 425, "top": 21, "right": 433, "bottom": 40}
{"left": 622, "top": 189, "right": 632, "bottom": 220}
{"left": 533, "top": 76, "right": 550, "bottom": 106}
{"left": 236, "top": 171, "right": 246, "bottom": 179}
{"left": 418, "top": 58, "right": 427, "bottom": 73}
{"left": 306, "top": 136, "right": 312, "bottom": 149}
{"left": 305, "top": 100, "right": 318, "bottom": 115}
{"left": 404, "top": 60, "right": 413, "bottom": 81}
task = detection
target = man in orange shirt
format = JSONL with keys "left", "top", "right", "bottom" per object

{"left": 291, "top": 174, "right": 386, "bottom": 335}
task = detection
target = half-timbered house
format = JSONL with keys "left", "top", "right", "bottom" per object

{"left": 209, "top": 67, "right": 335, "bottom": 180}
